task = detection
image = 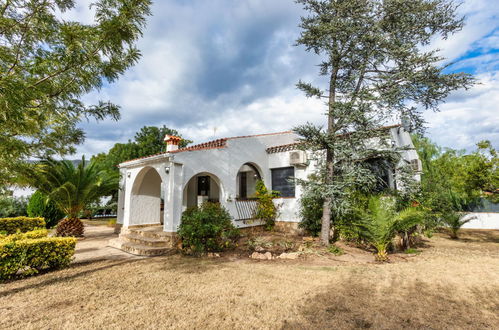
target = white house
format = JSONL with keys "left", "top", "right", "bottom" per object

{"left": 109, "top": 124, "right": 421, "bottom": 255}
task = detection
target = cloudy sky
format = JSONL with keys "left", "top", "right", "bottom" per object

{"left": 73, "top": 0, "right": 499, "bottom": 157}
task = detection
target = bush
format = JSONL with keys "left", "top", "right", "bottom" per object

{"left": 298, "top": 192, "right": 323, "bottom": 236}
{"left": 254, "top": 180, "right": 279, "bottom": 230}
{"left": 0, "top": 229, "right": 48, "bottom": 242}
{"left": 27, "top": 191, "right": 65, "bottom": 228}
{"left": 0, "top": 195, "right": 28, "bottom": 218}
{"left": 178, "top": 202, "right": 239, "bottom": 255}
{"left": 328, "top": 245, "right": 344, "bottom": 256}
{"left": 441, "top": 211, "right": 473, "bottom": 239}
{"left": 0, "top": 217, "right": 45, "bottom": 235}
{"left": 355, "top": 195, "right": 424, "bottom": 261}
{"left": 0, "top": 236, "right": 76, "bottom": 280}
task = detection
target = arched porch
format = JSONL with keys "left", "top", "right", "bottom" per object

{"left": 129, "top": 166, "right": 164, "bottom": 226}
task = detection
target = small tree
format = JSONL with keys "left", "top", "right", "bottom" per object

{"left": 356, "top": 196, "right": 423, "bottom": 261}
{"left": 254, "top": 180, "right": 280, "bottom": 230}
{"left": 441, "top": 212, "right": 473, "bottom": 239}
{"left": 295, "top": 0, "right": 474, "bottom": 245}
{"left": 27, "top": 191, "right": 65, "bottom": 228}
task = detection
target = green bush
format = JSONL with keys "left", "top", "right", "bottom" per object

{"left": 0, "top": 236, "right": 76, "bottom": 280}
{"left": 0, "top": 195, "right": 28, "bottom": 218}
{"left": 178, "top": 202, "right": 239, "bottom": 255}
{"left": 0, "top": 217, "right": 46, "bottom": 235}
{"left": 298, "top": 192, "right": 323, "bottom": 236}
{"left": 328, "top": 245, "right": 344, "bottom": 256}
{"left": 254, "top": 180, "right": 279, "bottom": 230}
{"left": 0, "top": 229, "right": 48, "bottom": 242}
{"left": 27, "top": 191, "right": 65, "bottom": 228}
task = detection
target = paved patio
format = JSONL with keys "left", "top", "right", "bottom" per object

{"left": 73, "top": 225, "right": 142, "bottom": 263}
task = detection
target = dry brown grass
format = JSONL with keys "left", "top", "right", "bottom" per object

{"left": 1, "top": 229, "right": 498, "bottom": 329}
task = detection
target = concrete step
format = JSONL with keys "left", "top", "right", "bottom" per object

{"left": 121, "top": 227, "right": 173, "bottom": 240}
{"left": 108, "top": 238, "right": 175, "bottom": 256}
{"left": 119, "top": 233, "right": 172, "bottom": 247}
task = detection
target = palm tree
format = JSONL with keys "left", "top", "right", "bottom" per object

{"left": 441, "top": 212, "right": 473, "bottom": 239}
{"left": 357, "top": 196, "right": 423, "bottom": 261}
{"left": 28, "top": 157, "right": 118, "bottom": 237}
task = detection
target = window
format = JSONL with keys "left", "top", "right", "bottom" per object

{"left": 271, "top": 167, "right": 295, "bottom": 198}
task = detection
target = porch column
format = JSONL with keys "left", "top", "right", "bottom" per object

{"left": 163, "top": 162, "right": 183, "bottom": 233}
{"left": 117, "top": 168, "right": 126, "bottom": 225}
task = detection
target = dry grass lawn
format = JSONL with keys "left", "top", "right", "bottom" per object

{"left": 1, "top": 229, "right": 498, "bottom": 329}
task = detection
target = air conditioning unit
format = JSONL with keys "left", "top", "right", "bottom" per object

{"left": 289, "top": 150, "right": 307, "bottom": 166}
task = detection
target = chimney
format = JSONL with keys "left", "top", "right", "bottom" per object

{"left": 164, "top": 135, "right": 182, "bottom": 152}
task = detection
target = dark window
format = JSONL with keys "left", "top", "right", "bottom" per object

{"left": 365, "top": 158, "right": 392, "bottom": 192}
{"left": 271, "top": 167, "right": 295, "bottom": 198}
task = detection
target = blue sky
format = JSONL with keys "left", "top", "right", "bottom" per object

{"left": 70, "top": 0, "right": 499, "bottom": 157}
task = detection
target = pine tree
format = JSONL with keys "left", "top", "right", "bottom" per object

{"left": 295, "top": 0, "right": 474, "bottom": 245}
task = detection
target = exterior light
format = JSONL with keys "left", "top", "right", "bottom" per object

{"left": 127, "top": 172, "right": 131, "bottom": 178}
{"left": 165, "top": 166, "right": 170, "bottom": 174}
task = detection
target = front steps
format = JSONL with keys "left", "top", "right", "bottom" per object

{"left": 108, "top": 225, "right": 178, "bottom": 256}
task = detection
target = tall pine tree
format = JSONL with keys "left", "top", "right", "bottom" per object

{"left": 295, "top": 0, "right": 474, "bottom": 245}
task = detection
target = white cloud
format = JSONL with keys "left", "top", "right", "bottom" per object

{"left": 72, "top": 0, "right": 499, "bottom": 158}
{"left": 424, "top": 72, "right": 499, "bottom": 150}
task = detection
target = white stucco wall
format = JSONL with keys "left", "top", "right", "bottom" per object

{"left": 118, "top": 128, "right": 420, "bottom": 232}
{"left": 462, "top": 213, "right": 499, "bottom": 230}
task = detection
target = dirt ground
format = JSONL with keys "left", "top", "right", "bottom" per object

{"left": 0, "top": 228, "right": 498, "bottom": 329}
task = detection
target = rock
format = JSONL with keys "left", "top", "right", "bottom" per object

{"left": 302, "top": 237, "right": 314, "bottom": 242}
{"left": 207, "top": 253, "right": 220, "bottom": 258}
{"left": 250, "top": 252, "right": 273, "bottom": 260}
{"left": 278, "top": 252, "right": 300, "bottom": 260}
{"left": 255, "top": 246, "right": 265, "bottom": 252}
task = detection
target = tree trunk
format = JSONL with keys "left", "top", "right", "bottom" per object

{"left": 320, "top": 197, "right": 332, "bottom": 245}
{"left": 320, "top": 67, "right": 338, "bottom": 246}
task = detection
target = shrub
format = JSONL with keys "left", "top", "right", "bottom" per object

{"left": 328, "top": 245, "right": 344, "bottom": 256}
{"left": 0, "top": 217, "right": 45, "bottom": 235}
{"left": 441, "top": 212, "right": 473, "bottom": 239}
{"left": 27, "top": 191, "right": 65, "bottom": 228}
{"left": 254, "top": 180, "right": 280, "bottom": 230}
{"left": 0, "top": 195, "right": 28, "bottom": 218}
{"left": 0, "top": 229, "right": 48, "bottom": 242}
{"left": 0, "top": 237, "right": 76, "bottom": 280}
{"left": 298, "top": 192, "right": 323, "bottom": 236}
{"left": 178, "top": 202, "right": 239, "bottom": 255}
{"left": 355, "top": 195, "right": 424, "bottom": 262}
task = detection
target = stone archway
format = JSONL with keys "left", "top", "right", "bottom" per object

{"left": 236, "top": 162, "right": 262, "bottom": 200}
{"left": 130, "top": 166, "right": 163, "bottom": 226}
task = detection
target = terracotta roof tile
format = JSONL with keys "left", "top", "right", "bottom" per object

{"left": 266, "top": 142, "right": 301, "bottom": 154}
{"left": 169, "top": 138, "right": 227, "bottom": 153}
{"left": 266, "top": 124, "right": 402, "bottom": 154}
{"left": 120, "top": 131, "right": 293, "bottom": 165}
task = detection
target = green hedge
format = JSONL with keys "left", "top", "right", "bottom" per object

{"left": 0, "top": 237, "right": 76, "bottom": 280}
{"left": 0, "top": 229, "right": 48, "bottom": 242}
{"left": 0, "top": 217, "right": 45, "bottom": 235}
